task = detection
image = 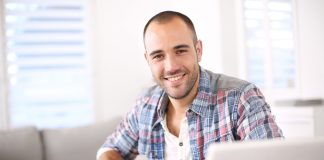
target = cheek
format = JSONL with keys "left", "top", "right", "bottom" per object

{"left": 150, "top": 63, "right": 163, "bottom": 77}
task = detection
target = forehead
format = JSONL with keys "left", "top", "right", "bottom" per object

{"left": 144, "top": 18, "right": 194, "bottom": 50}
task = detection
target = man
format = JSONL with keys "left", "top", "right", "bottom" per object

{"left": 97, "top": 11, "right": 283, "bottom": 160}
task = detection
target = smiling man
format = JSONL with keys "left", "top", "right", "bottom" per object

{"left": 97, "top": 11, "right": 283, "bottom": 160}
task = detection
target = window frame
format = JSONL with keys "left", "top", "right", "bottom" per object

{"left": 0, "top": 0, "right": 10, "bottom": 130}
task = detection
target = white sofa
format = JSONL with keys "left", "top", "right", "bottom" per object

{"left": 0, "top": 117, "right": 121, "bottom": 160}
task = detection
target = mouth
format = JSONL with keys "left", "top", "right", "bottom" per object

{"left": 164, "top": 73, "right": 185, "bottom": 82}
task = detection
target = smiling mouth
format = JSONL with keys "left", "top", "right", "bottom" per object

{"left": 164, "top": 74, "right": 185, "bottom": 82}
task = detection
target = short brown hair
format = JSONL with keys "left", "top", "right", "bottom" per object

{"left": 143, "top": 11, "right": 198, "bottom": 43}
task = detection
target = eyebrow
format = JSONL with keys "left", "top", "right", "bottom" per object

{"left": 174, "top": 44, "right": 190, "bottom": 50}
{"left": 149, "top": 50, "right": 163, "bottom": 57}
{"left": 148, "top": 44, "right": 190, "bottom": 57}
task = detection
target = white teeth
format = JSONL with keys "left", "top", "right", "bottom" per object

{"left": 168, "top": 75, "right": 182, "bottom": 81}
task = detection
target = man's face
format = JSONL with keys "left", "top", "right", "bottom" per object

{"left": 144, "top": 18, "right": 202, "bottom": 99}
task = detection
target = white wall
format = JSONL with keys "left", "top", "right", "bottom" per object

{"left": 296, "top": 0, "right": 324, "bottom": 99}
{"left": 218, "top": 0, "right": 242, "bottom": 78}
{"left": 93, "top": 0, "right": 222, "bottom": 120}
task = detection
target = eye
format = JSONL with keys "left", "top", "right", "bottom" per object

{"left": 176, "top": 49, "right": 187, "bottom": 54}
{"left": 152, "top": 54, "right": 164, "bottom": 61}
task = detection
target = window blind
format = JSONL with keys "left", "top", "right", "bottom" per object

{"left": 243, "top": 0, "right": 297, "bottom": 90}
{"left": 4, "top": 0, "right": 94, "bottom": 128}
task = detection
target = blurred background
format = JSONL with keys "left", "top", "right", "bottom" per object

{"left": 0, "top": 0, "right": 323, "bottom": 139}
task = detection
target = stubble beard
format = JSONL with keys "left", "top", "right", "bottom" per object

{"left": 159, "top": 64, "right": 199, "bottom": 100}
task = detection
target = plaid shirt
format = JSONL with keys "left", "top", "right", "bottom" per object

{"left": 101, "top": 67, "right": 283, "bottom": 159}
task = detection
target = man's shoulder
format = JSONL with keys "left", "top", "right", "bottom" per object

{"left": 204, "top": 69, "right": 251, "bottom": 92}
{"left": 139, "top": 84, "right": 164, "bottom": 98}
{"left": 135, "top": 84, "right": 165, "bottom": 107}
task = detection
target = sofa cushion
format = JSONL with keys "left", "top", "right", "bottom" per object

{"left": 0, "top": 126, "right": 43, "bottom": 160}
{"left": 41, "top": 117, "right": 121, "bottom": 160}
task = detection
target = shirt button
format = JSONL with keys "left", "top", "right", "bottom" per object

{"left": 179, "top": 142, "right": 183, "bottom": 146}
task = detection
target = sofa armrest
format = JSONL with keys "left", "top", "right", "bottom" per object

{"left": 41, "top": 117, "right": 121, "bottom": 160}
{"left": 0, "top": 126, "right": 43, "bottom": 160}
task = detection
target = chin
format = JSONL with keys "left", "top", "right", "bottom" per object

{"left": 166, "top": 90, "right": 188, "bottom": 99}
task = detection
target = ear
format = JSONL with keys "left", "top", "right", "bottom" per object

{"left": 144, "top": 52, "right": 149, "bottom": 64}
{"left": 195, "top": 40, "right": 203, "bottom": 62}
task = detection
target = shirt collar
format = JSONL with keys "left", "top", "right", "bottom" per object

{"left": 154, "top": 91, "right": 168, "bottom": 125}
{"left": 189, "top": 67, "right": 213, "bottom": 117}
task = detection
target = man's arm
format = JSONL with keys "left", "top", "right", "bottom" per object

{"left": 236, "top": 83, "right": 283, "bottom": 139}
{"left": 98, "top": 149, "right": 123, "bottom": 160}
{"left": 97, "top": 102, "right": 141, "bottom": 159}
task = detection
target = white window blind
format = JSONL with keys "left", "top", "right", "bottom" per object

{"left": 4, "top": 0, "right": 94, "bottom": 128}
{"left": 243, "top": 0, "right": 297, "bottom": 94}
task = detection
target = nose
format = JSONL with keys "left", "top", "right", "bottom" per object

{"left": 164, "top": 54, "right": 181, "bottom": 74}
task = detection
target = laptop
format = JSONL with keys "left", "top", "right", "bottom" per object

{"left": 206, "top": 137, "right": 324, "bottom": 160}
